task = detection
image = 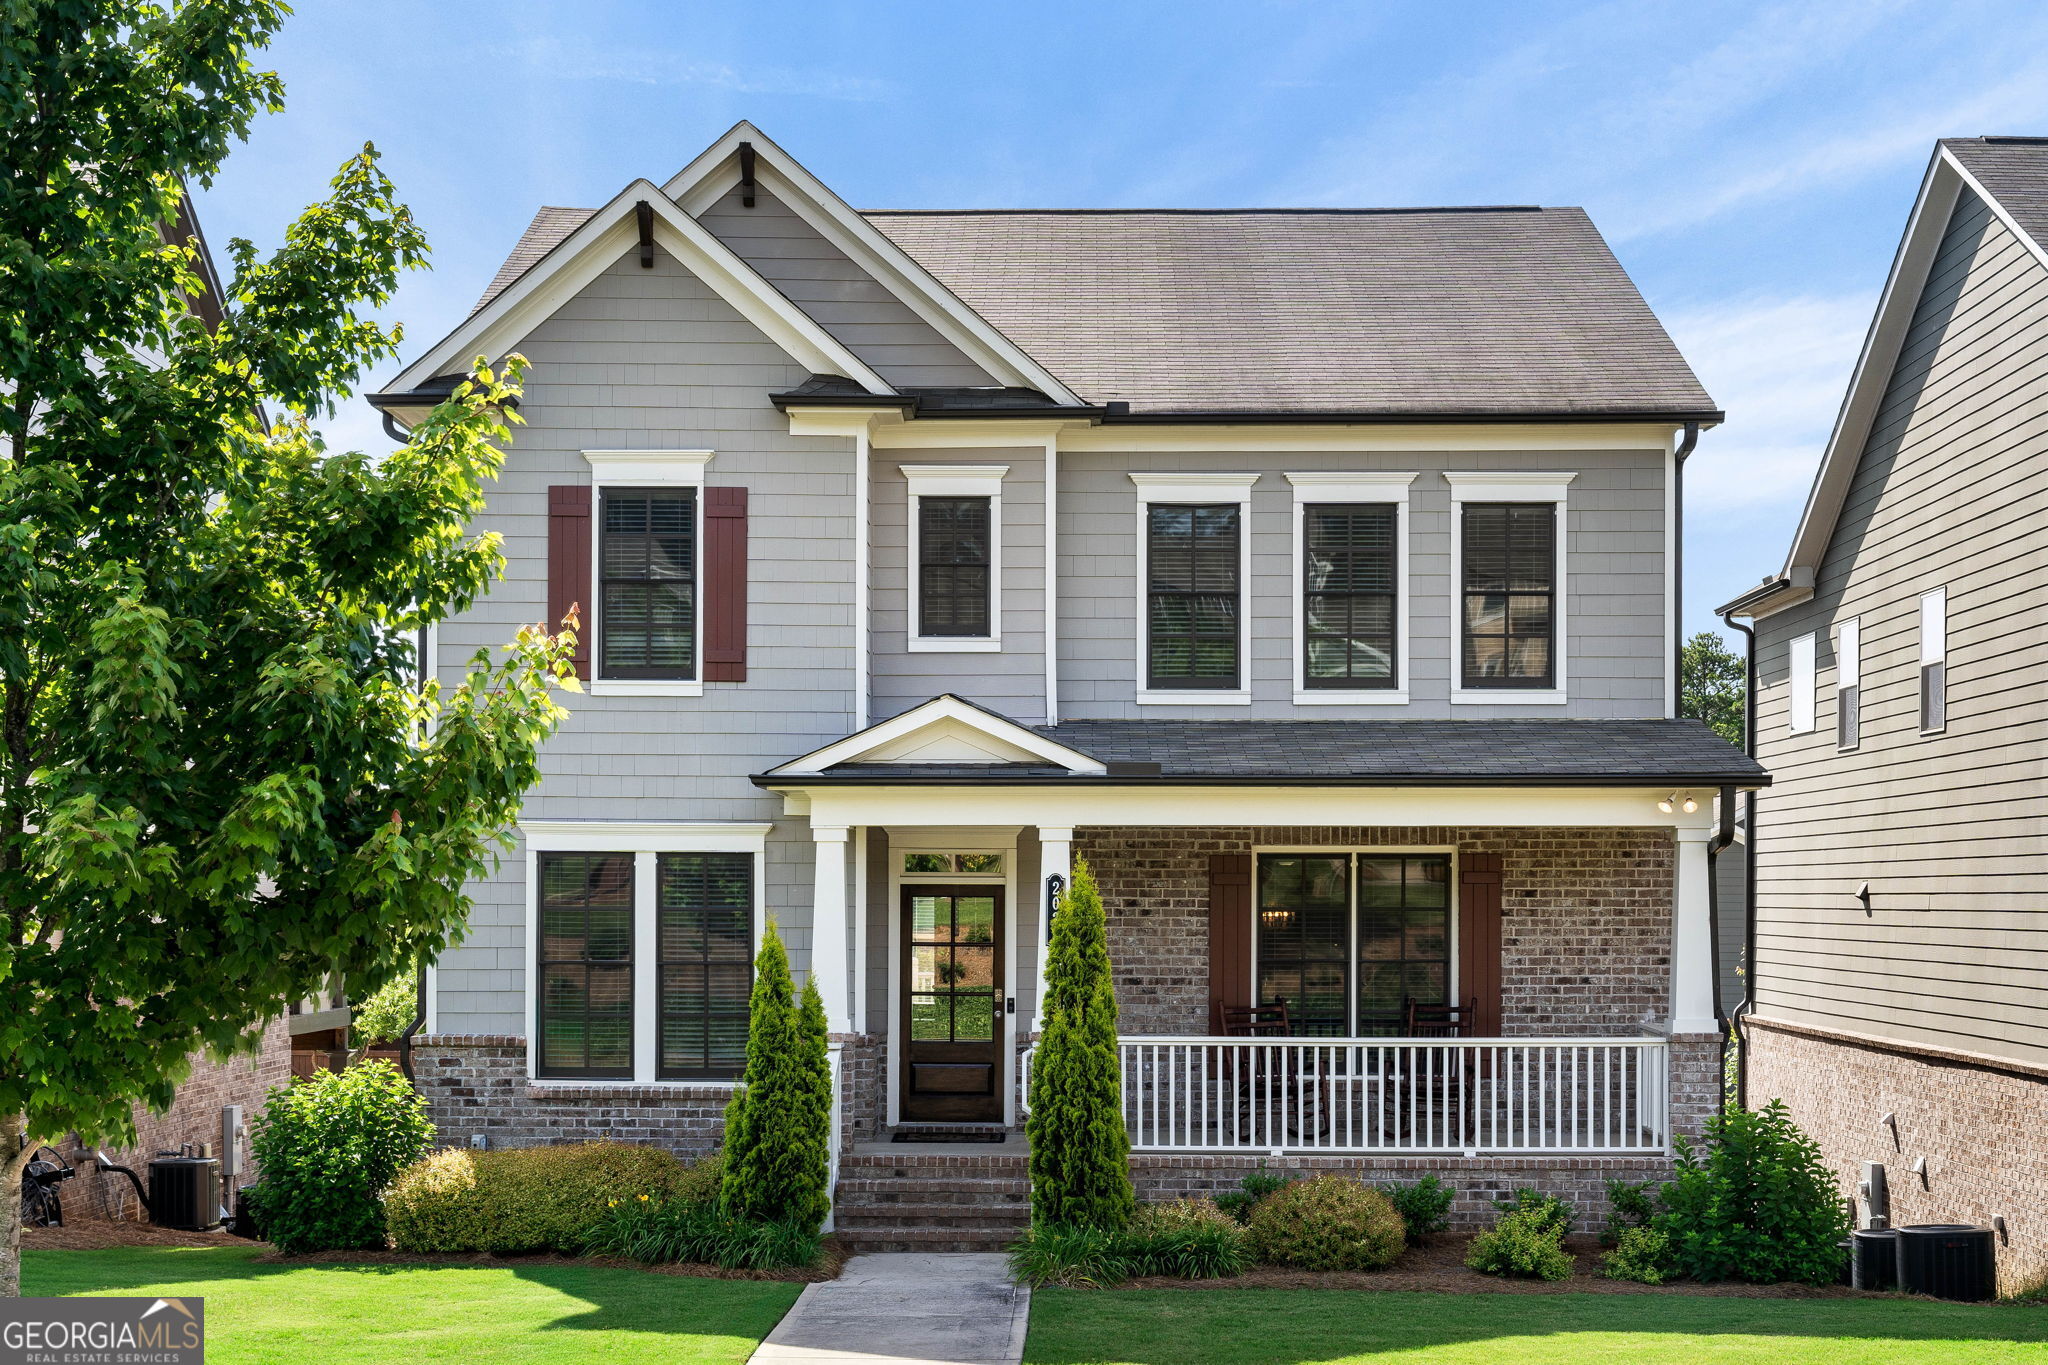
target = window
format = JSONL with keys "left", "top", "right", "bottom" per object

{"left": 1146, "top": 505, "right": 1241, "bottom": 689}
{"left": 1254, "top": 853, "right": 1452, "bottom": 1037}
{"left": 1836, "top": 618, "right": 1861, "bottom": 750}
{"left": 1920, "top": 588, "right": 1946, "bottom": 733}
{"left": 1789, "top": 633, "right": 1816, "bottom": 734}
{"left": 1302, "top": 504, "right": 1398, "bottom": 689}
{"left": 917, "top": 497, "right": 992, "bottom": 637}
{"left": 1460, "top": 503, "right": 1556, "bottom": 688}
{"left": 600, "top": 488, "right": 696, "bottom": 679}
{"left": 903, "top": 852, "right": 1005, "bottom": 875}
{"left": 537, "top": 853, "right": 635, "bottom": 1079}
{"left": 656, "top": 853, "right": 753, "bottom": 1081}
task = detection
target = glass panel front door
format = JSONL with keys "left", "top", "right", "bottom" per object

{"left": 901, "top": 887, "right": 1004, "bottom": 1122}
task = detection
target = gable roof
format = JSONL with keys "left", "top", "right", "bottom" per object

{"left": 1722, "top": 137, "right": 2048, "bottom": 617}
{"left": 458, "top": 125, "right": 1716, "bottom": 422}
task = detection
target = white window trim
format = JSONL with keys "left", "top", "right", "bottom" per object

{"left": 1131, "top": 472, "right": 1257, "bottom": 706}
{"left": 1835, "top": 617, "right": 1861, "bottom": 751}
{"left": 1789, "top": 633, "right": 1817, "bottom": 734}
{"left": 521, "top": 819, "right": 770, "bottom": 1088}
{"left": 1287, "top": 472, "right": 1415, "bottom": 705}
{"left": 1919, "top": 586, "right": 1947, "bottom": 735}
{"left": 1446, "top": 472, "right": 1575, "bottom": 706}
{"left": 902, "top": 464, "right": 1007, "bottom": 653}
{"left": 582, "top": 450, "right": 713, "bottom": 697}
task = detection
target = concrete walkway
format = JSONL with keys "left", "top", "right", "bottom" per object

{"left": 749, "top": 1252, "right": 1029, "bottom": 1365}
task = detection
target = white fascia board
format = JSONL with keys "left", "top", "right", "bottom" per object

{"left": 767, "top": 695, "right": 1106, "bottom": 776}
{"left": 519, "top": 820, "right": 773, "bottom": 853}
{"left": 1058, "top": 423, "right": 1679, "bottom": 453}
{"left": 387, "top": 178, "right": 894, "bottom": 397}
{"left": 1781, "top": 149, "right": 1964, "bottom": 578}
{"left": 666, "top": 122, "right": 1081, "bottom": 404}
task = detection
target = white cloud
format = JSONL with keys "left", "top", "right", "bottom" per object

{"left": 1667, "top": 292, "right": 1873, "bottom": 513}
{"left": 490, "top": 37, "right": 895, "bottom": 102}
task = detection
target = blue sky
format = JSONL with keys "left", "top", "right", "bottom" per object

{"left": 192, "top": 0, "right": 2048, "bottom": 639}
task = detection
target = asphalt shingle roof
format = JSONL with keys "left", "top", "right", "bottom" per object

{"left": 807, "top": 718, "right": 1766, "bottom": 786}
{"left": 1942, "top": 137, "right": 2048, "bottom": 256}
{"left": 471, "top": 201, "right": 1716, "bottom": 418}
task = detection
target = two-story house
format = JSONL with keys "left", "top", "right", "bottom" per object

{"left": 372, "top": 123, "right": 1759, "bottom": 1243}
{"left": 1722, "top": 136, "right": 2048, "bottom": 1293}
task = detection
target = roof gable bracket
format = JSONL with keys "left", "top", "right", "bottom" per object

{"left": 739, "top": 140, "right": 756, "bottom": 208}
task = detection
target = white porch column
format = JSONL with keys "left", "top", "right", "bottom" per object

{"left": 1033, "top": 825, "right": 1074, "bottom": 1033}
{"left": 811, "top": 823, "right": 854, "bottom": 1035}
{"left": 1670, "top": 826, "right": 1717, "bottom": 1035}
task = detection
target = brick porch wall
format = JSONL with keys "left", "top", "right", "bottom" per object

{"left": 64, "top": 1015, "right": 293, "bottom": 1222}
{"left": 1074, "top": 826, "right": 1676, "bottom": 1038}
{"left": 1747, "top": 1016, "right": 2048, "bottom": 1296}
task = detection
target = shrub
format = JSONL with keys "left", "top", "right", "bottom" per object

{"left": 1658, "top": 1100, "right": 1850, "bottom": 1286}
{"left": 1466, "top": 1206, "right": 1575, "bottom": 1282}
{"left": 1382, "top": 1175, "right": 1455, "bottom": 1241}
{"left": 385, "top": 1141, "right": 695, "bottom": 1254}
{"left": 1214, "top": 1165, "right": 1296, "bottom": 1224}
{"left": 249, "top": 1060, "right": 434, "bottom": 1253}
{"left": 347, "top": 961, "right": 420, "bottom": 1047}
{"left": 676, "top": 1149, "right": 725, "bottom": 1205}
{"left": 1246, "top": 1175, "right": 1405, "bottom": 1272}
{"left": 1123, "top": 1200, "right": 1251, "bottom": 1279}
{"left": 581, "top": 1195, "right": 821, "bottom": 1269}
{"left": 1492, "top": 1187, "right": 1573, "bottom": 1236}
{"left": 1027, "top": 859, "right": 1135, "bottom": 1230}
{"left": 720, "top": 922, "right": 832, "bottom": 1233}
{"left": 1604, "top": 1225, "right": 1674, "bottom": 1284}
{"left": 1009, "top": 1224, "right": 1135, "bottom": 1288}
{"left": 1601, "top": 1177, "right": 1660, "bottom": 1247}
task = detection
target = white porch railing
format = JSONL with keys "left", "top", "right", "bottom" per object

{"left": 1023, "top": 1036, "right": 1669, "bottom": 1155}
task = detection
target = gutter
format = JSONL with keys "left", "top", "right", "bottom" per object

{"left": 753, "top": 771, "right": 1770, "bottom": 790}
{"left": 1715, "top": 606, "right": 1761, "bottom": 1107}
{"left": 1706, "top": 782, "right": 1737, "bottom": 1037}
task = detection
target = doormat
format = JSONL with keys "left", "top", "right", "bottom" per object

{"left": 890, "top": 1129, "right": 1011, "bottom": 1144}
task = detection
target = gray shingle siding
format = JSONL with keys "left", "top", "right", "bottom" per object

{"left": 1751, "top": 185, "right": 2048, "bottom": 1067}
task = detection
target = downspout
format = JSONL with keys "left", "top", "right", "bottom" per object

{"left": 1718, "top": 608, "right": 1760, "bottom": 1108}
{"left": 1672, "top": 420, "right": 1701, "bottom": 716}
{"left": 1706, "top": 784, "right": 1737, "bottom": 1031}
{"left": 397, "top": 961, "right": 428, "bottom": 1085}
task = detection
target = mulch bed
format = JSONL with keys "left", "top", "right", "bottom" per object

{"left": 1119, "top": 1234, "right": 1875, "bottom": 1298}
{"left": 259, "top": 1236, "right": 850, "bottom": 1284}
{"left": 24, "top": 1221, "right": 246, "bottom": 1251}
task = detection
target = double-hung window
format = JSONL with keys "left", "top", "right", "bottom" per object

{"left": 904, "top": 465, "right": 1005, "bottom": 651}
{"left": 1920, "top": 587, "right": 1946, "bottom": 734}
{"left": 1131, "top": 473, "right": 1257, "bottom": 702}
{"left": 1288, "top": 473, "right": 1415, "bottom": 703}
{"left": 584, "top": 450, "right": 714, "bottom": 694}
{"left": 1789, "top": 633, "right": 1816, "bottom": 734}
{"left": 1254, "top": 852, "right": 1453, "bottom": 1037}
{"left": 527, "top": 821, "right": 768, "bottom": 1084}
{"left": 1836, "top": 618, "right": 1861, "bottom": 750}
{"left": 1447, "top": 473, "right": 1573, "bottom": 702}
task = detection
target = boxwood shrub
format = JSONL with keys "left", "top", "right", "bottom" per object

{"left": 386, "top": 1142, "right": 698, "bottom": 1254}
{"left": 1245, "top": 1175, "right": 1405, "bottom": 1271}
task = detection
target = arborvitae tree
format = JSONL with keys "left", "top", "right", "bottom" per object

{"left": 719, "top": 921, "right": 832, "bottom": 1231}
{"left": 1026, "top": 858, "right": 1135, "bottom": 1229}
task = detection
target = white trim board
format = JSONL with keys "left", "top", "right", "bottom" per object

{"left": 384, "top": 178, "right": 894, "bottom": 402}
{"left": 769, "top": 694, "right": 1106, "bottom": 775}
{"left": 1446, "top": 472, "right": 1574, "bottom": 706}
{"left": 667, "top": 121, "right": 1080, "bottom": 404}
{"left": 1287, "top": 472, "right": 1415, "bottom": 706}
{"left": 1131, "top": 472, "right": 1257, "bottom": 707}
{"left": 580, "top": 450, "right": 713, "bottom": 699}
{"left": 902, "top": 464, "right": 1007, "bottom": 652}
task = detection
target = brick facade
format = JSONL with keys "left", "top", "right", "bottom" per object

{"left": 1747, "top": 1016, "right": 2048, "bottom": 1295}
{"left": 1075, "top": 825, "right": 1675, "bottom": 1038}
{"left": 65, "top": 1016, "right": 294, "bottom": 1221}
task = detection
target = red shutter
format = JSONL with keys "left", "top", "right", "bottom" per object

{"left": 547, "top": 485, "right": 592, "bottom": 681}
{"left": 1208, "top": 854, "right": 1253, "bottom": 1033}
{"left": 703, "top": 485, "right": 748, "bottom": 683}
{"left": 1458, "top": 852, "right": 1504, "bottom": 1037}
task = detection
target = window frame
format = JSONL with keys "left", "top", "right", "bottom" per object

{"left": 1287, "top": 472, "right": 1416, "bottom": 705}
{"left": 1789, "top": 632, "right": 1817, "bottom": 735}
{"left": 1836, "top": 617, "right": 1861, "bottom": 751}
{"left": 1130, "top": 472, "right": 1257, "bottom": 706}
{"left": 582, "top": 450, "right": 714, "bottom": 697}
{"left": 533, "top": 850, "right": 637, "bottom": 1080}
{"left": 903, "top": 464, "right": 1006, "bottom": 653}
{"left": 1919, "top": 587, "right": 1947, "bottom": 735}
{"left": 1446, "top": 472, "right": 1573, "bottom": 705}
{"left": 521, "top": 820, "right": 770, "bottom": 1087}
{"left": 1247, "top": 847, "right": 1459, "bottom": 1038}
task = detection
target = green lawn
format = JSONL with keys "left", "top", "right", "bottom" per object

{"left": 1025, "top": 1289, "right": 2048, "bottom": 1364}
{"left": 25, "top": 1245, "right": 799, "bottom": 1365}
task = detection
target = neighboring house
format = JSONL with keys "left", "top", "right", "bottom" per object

{"left": 372, "top": 122, "right": 1759, "bottom": 1242}
{"left": 1721, "top": 136, "right": 2048, "bottom": 1293}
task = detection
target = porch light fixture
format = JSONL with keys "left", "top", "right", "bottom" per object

{"left": 1682, "top": 793, "right": 1698, "bottom": 814}
{"left": 1657, "top": 793, "right": 1675, "bottom": 813}
{"left": 1656, "top": 792, "right": 1699, "bottom": 814}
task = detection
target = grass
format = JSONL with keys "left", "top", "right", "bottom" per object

{"left": 25, "top": 1244, "right": 800, "bottom": 1365}
{"left": 1024, "top": 1288, "right": 2048, "bottom": 1364}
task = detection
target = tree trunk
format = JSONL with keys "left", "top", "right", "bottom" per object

{"left": 2, "top": 1111, "right": 33, "bottom": 1298}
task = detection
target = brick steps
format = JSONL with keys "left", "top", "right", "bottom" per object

{"left": 833, "top": 1147, "right": 1031, "bottom": 1254}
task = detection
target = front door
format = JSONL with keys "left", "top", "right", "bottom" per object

{"left": 900, "top": 886, "right": 1004, "bottom": 1123}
